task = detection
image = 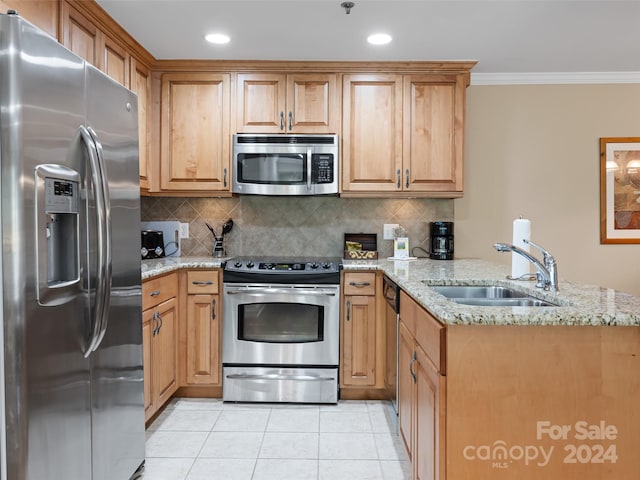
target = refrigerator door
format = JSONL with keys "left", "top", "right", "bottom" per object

{"left": 0, "top": 14, "right": 92, "bottom": 480}
{"left": 85, "top": 65, "right": 145, "bottom": 480}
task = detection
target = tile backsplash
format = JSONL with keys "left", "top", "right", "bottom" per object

{"left": 141, "top": 196, "right": 454, "bottom": 258}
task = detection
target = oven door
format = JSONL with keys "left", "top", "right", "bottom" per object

{"left": 222, "top": 283, "right": 340, "bottom": 366}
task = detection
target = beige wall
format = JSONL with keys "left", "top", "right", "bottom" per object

{"left": 455, "top": 83, "right": 640, "bottom": 295}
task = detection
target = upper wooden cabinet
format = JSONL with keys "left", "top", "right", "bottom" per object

{"left": 160, "top": 72, "right": 231, "bottom": 192}
{"left": 237, "top": 73, "right": 339, "bottom": 134}
{"left": 342, "top": 71, "right": 469, "bottom": 197}
{"left": 61, "top": 2, "right": 130, "bottom": 87}
{"left": 130, "top": 57, "right": 151, "bottom": 192}
{"left": 61, "top": 1, "right": 101, "bottom": 66}
{"left": 342, "top": 74, "right": 403, "bottom": 193}
{"left": 1, "top": 1, "right": 58, "bottom": 38}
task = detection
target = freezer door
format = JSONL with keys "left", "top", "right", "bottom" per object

{"left": 0, "top": 14, "right": 92, "bottom": 480}
{"left": 85, "top": 64, "right": 145, "bottom": 480}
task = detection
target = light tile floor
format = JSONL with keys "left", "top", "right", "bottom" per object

{"left": 143, "top": 399, "right": 411, "bottom": 480}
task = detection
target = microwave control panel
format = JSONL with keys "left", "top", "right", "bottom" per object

{"left": 312, "top": 154, "right": 334, "bottom": 183}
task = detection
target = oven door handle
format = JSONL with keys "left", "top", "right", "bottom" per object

{"left": 226, "top": 373, "right": 336, "bottom": 382}
{"left": 225, "top": 287, "right": 337, "bottom": 297}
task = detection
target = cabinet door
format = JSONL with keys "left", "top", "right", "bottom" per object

{"left": 161, "top": 73, "right": 231, "bottom": 191}
{"left": 0, "top": 0, "right": 58, "bottom": 38}
{"left": 403, "top": 75, "right": 463, "bottom": 194}
{"left": 130, "top": 57, "right": 151, "bottom": 192}
{"left": 185, "top": 294, "right": 221, "bottom": 385}
{"left": 152, "top": 297, "right": 178, "bottom": 407}
{"left": 61, "top": 2, "right": 101, "bottom": 67}
{"left": 142, "top": 310, "right": 154, "bottom": 420}
{"left": 341, "top": 295, "right": 377, "bottom": 386}
{"left": 414, "top": 345, "right": 445, "bottom": 480}
{"left": 342, "top": 74, "right": 403, "bottom": 192}
{"left": 102, "top": 35, "right": 129, "bottom": 87}
{"left": 236, "top": 73, "right": 286, "bottom": 133}
{"left": 398, "top": 321, "right": 415, "bottom": 460}
{"left": 286, "top": 74, "right": 338, "bottom": 133}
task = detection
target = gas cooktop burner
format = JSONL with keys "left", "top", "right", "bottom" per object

{"left": 223, "top": 256, "right": 342, "bottom": 284}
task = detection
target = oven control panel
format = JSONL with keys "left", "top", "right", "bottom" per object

{"left": 226, "top": 258, "right": 341, "bottom": 275}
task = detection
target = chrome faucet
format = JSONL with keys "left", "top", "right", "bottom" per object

{"left": 493, "top": 239, "right": 559, "bottom": 292}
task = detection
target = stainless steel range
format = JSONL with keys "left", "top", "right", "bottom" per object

{"left": 222, "top": 257, "right": 341, "bottom": 403}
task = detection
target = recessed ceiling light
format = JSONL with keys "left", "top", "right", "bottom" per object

{"left": 205, "top": 33, "right": 230, "bottom": 45}
{"left": 367, "top": 33, "right": 392, "bottom": 45}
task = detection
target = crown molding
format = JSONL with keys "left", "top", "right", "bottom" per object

{"left": 471, "top": 72, "right": 640, "bottom": 86}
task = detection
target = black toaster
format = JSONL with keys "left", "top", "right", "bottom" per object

{"left": 141, "top": 230, "right": 165, "bottom": 259}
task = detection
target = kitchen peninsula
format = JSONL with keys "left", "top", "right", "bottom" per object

{"left": 143, "top": 256, "right": 640, "bottom": 479}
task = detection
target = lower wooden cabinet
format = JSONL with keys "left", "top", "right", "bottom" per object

{"left": 340, "top": 271, "right": 387, "bottom": 397}
{"left": 184, "top": 270, "right": 221, "bottom": 386}
{"left": 142, "top": 272, "right": 179, "bottom": 421}
{"left": 399, "top": 291, "right": 446, "bottom": 480}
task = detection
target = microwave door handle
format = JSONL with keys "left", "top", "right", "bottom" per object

{"left": 307, "top": 149, "right": 312, "bottom": 191}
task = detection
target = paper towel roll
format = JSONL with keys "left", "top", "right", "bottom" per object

{"left": 511, "top": 218, "right": 531, "bottom": 278}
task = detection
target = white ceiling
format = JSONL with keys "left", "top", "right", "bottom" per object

{"left": 96, "top": 0, "right": 640, "bottom": 77}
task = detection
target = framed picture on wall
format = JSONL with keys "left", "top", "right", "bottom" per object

{"left": 600, "top": 137, "right": 640, "bottom": 244}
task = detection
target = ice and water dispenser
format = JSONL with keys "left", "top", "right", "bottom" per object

{"left": 35, "top": 164, "right": 80, "bottom": 305}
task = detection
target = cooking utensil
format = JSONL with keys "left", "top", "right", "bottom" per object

{"left": 221, "top": 218, "right": 234, "bottom": 236}
{"left": 205, "top": 222, "right": 220, "bottom": 240}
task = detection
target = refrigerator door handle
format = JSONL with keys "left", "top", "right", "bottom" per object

{"left": 79, "top": 126, "right": 112, "bottom": 357}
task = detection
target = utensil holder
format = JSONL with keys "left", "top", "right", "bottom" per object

{"left": 213, "top": 238, "right": 225, "bottom": 257}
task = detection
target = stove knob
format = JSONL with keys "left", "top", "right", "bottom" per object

{"left": 322, "top": 262, "right": 332, "bottom": 269}
{"left": 234, "top": 261, "right": 242, "bottom": 268}
{"left": 310, "top": 262, "right": 319, "bottom": 269}
{"left": 247, "top": 261, "right": 255, "bottom": 268}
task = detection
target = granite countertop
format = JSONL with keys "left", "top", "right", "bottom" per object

{"left": 141, "top": 256, "right": 640, "bottom": 327}
{"left": 141, "top": 256, "right": 228, "bottom": 280}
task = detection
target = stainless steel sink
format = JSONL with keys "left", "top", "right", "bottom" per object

{"left": 430, "top": 285, "right": 558, "bottom": 307}
{"left": 430, "top": 285, "right": 528, "bottom": 299}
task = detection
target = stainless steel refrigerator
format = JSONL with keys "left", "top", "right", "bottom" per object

{"left": 0, "top": 12, "right": 145, "bottom": 480}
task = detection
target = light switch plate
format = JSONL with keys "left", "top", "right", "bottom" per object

{"left": 383, "top": 223, "right": 399, "bottom": 240}
{"left": 179, "top": 222, "right": 189, "bottom": 239}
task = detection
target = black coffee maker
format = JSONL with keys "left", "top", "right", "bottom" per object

{"left": 429, "top": 221, "right": 454, "bottom": 260}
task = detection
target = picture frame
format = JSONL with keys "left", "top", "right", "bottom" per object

{"left": 600, "top": 137, "right": 640, "bottom": 244}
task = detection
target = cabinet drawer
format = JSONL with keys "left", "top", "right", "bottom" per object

{"left": 344, "top": 272, "right": 376, "bottom": 296}
{"left": 187, "top": 270, "right": 219, "bottom": 294}
{"left": 400, "top": 290, "right": 446, "bottom": 374}
{"left": 142, "top": 273, "right": 178, "bottom": 310}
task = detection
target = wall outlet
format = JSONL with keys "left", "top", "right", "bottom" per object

{"left": 383, "top": 223, "right": 399, "bottom": 240}
{"left": 178, "top": 222, "right": 189, "bottom": 239}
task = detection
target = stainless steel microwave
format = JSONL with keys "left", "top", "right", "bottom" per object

{"left": 232, "top": 134, "right": 339, "bottom": 195}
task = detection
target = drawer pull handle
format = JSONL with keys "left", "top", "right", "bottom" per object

{"left": 192, "top": 281, "right": 214, "bottom": 285}
{"left": 149, "top": 290, "right": 160, "bottom": 297}
{"left": 349, "top": 281, "right": 371, "bottom": 287}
